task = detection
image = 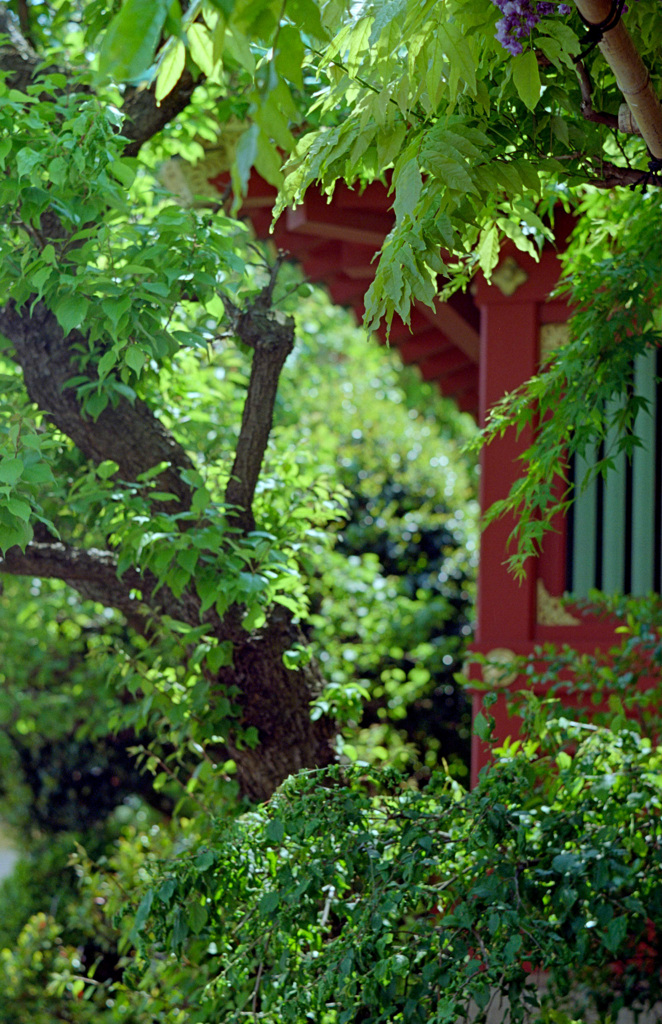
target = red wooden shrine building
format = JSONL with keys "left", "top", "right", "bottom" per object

{"left": 197, "top": 166, "right": 659, "bottom": 784}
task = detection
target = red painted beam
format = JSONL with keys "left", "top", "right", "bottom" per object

{"left": 374, "top": 308, "right": 433, "bottom": 344}
{"left": 286, "top": 199, "right": 394, "bottom": 246}
{"left": 329, "top": 180, "right": 392, "bottom": 211}
{"left": 303, "top": 241, "right": 378, "bottom": 282}
{"left": 438, "top": 364, "right": 479, "bottom": 395}
{"left": 456, "top": 390, "right": 479, "bottom": 415}
{"left": 399, "top": 331, "right": 452, "bottom": 364}
{"left": 419, "top": 301, "right": 480, "bottom": 364}
{"left": 326, "top": 275, "right": 371, "bottom": 305}
{"left": 419, "top": 346, "right": 472, "bottom": 381}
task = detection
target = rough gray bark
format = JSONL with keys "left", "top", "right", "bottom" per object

{"left": 0, "top": 14, "right": 337, "bottom": 803}
{"left": 0, "top": 301, "right": 195, "bottom": 514}
{"left": 0, "top": 542, "right": 213, "bottom": 634}
{"left": 221, "top": 606, "right": 336, "bottom": 802}
{"left": 223, "top": 268, "right": 295, "bottom": 533}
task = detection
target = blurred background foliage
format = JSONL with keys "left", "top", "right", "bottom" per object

{"left": 0, "top": 281, "right": 477, "bottom": 1019}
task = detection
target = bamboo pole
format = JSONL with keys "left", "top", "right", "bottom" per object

{"left": 573, "top": 0, "right": 662, "bottom": 159}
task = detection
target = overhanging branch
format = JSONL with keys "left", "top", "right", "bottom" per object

{"left": 573, "top": 0, "right": 662, "bottom": 159}
{"left": 0, "top": 541, "right": 230, "bottom": 637}
{"left": 1, "top": 542, "right": 148, "bottom": 627}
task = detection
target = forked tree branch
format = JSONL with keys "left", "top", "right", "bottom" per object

{"left": 222, "top": 260, "right": 295, "bottom": 533}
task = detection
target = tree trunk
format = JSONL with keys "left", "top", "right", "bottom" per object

{"left": 0, "top": 18, "right": 338, "bottom": 803}
{"left": 222, "top": 609, "right": 337, "bottom": 802}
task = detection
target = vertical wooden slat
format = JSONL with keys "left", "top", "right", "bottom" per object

{"left": 572, "top": 449, "right": 598, "bottom": 597}
{"left": 632, "top": 347, "right": 656, "bottom": 595}
{"left": 655, "top": 348, "right": 662, "bottom": 593}
{"left": 602, "top": 399, "right": 627, "bottom": 593}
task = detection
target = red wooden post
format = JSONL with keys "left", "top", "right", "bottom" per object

{"left": 470, "top": 247, "right": 565, "bottom": 785}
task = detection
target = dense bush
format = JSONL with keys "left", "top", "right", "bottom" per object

{"left": 70, "top": 690, "right": 662, "bottom": 1024}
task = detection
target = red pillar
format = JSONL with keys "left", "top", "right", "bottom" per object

{"left": 470, "top": 249, "right": 564, "bottom": 785}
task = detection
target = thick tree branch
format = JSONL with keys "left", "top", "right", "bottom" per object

{"left": 0, "top": 542, "right": 149, "bottom": 628}
{"left": 0, "top": 539, "right": 337, "bottom": 801}
{"left": 584, "top": 157, "right": 652, "bottom": 187}
{"left": 223, "top": 260, "right": 295, "bottom": 533}
{"left": 121, "top": 71, "right": 201, "bottom": 157}
{"left": 0, "top": 4, "right": 40, "bottom": 90}
{"left": 0, "top": 540, "right": 231, "bottom": 637}
{"left": 573, "top": 0, "right": 662, "bottom": 159}
{"left": 0, "top": 300, "right": 195, "bottom": 513}
{"left": 0, "top": 4, "right": 203, "bottom": 157}
{"left": 218, "top": 605, "right": 336, "bottom": 801}
{"left": 0, "top": 5, "right": 338, "bottom": 805}
{"left": 575, "top": 60, "right": 619, "bottom": 128}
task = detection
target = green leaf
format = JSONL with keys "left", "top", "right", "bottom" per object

{"left": 288, "top": 0, "right": 327, "bottom": 40}
{"left": 194, "top": 849, "right": 215, "bottom": 870}
{"left": 6, "top": 496, "right": 31, "bottom": 521}
{"left": 176, "top": 547, "right": 198, "bottom": 575}
{"left": 437, "top": 23, "right": 476, "bottom": 97}
{"left": 275, "top": 25, "right": 305, "bottom": 89}
{"left": 16, "top": 148, "right": 41, "bottom": 178}
{"left": 427, "top": 156, "right": 475, "bottom": 194}
{"left": 552, "top": 852, "right": 581, "bottom": 873}
{"left": 254, "top": 131, "right": 285, "bottom": 188}
{"left": 238, "top": 571, "right": 268, "bottom": 596}
{"left": 0, "top": 513, "right": 32, "bottom": 553}
{"left": 188, "top": 902, "right": 209, "bottom": 934}
{"left": 393, "top": 159, "right": 422, "bottom": 222}
{"left": 205, "top": 641, "right": 233, "bottom": 673}
{"left": 108, "top": 158, "right": 137, "bottom": 188}
{"left": 171, "top": 907, "right": 189, "bottom": 950}
{"left": 473, "top": 711, "right": 492, "bottom": 741}
{"left": 97, "top": 349, "right": 118, "bottom": 380}
{"left": 242, "top": 603, "right": 266, "bottom": 631}
{"left": 503, "top": 933, "right": 522, "bottom": 963}
{"left": 22, "top": 462, "right": 54, "bottom": 484}
{"left": 511, "top": 50, "right": 541, "bottom": 111}
{"left": 54, "top": 295, "right": 89, "bottom": 336}
{"left": 0, "top": 457, "right": 24, "bottom": 485}
{"left": 85, "top": 390, "right": 109, "bottom": 420}
{"left": 102, "top": 295, "right": 132, "bottom": 328}
{"left": 0, "top": 138, "right": 11, "bottom": 169}
{"left": 234, "top": 123, "right": 259, "bottom": 195}
{"left": 259, "top": 890, "right": 279, "bottom": 916}
{"left": 155, "top": 39, "right": 187, "bottom": 102}
{"left": 125, "top": 346, "right": 146, "bottom": 374}
{"left": 603, "top": 915, "right": 628, "bottom": 955}
{"left": 265, "top": 818, "right": 285, "bottom": 844}
{"left": 158, "top": 878, "right": 177, "bottom": 904}
{"left": 97, "top": 460, "right": 119, "bottom": 479}
{"left": 131, "top": 888, "right": 154, "bottom": 936}
{"left": 98, "top": 0, "right": 170, "bottom": 82}
{"left": 476, "top": 225, "right": 499, "bottom": 279}
{"left": 187, "top": 23, "right": 215, "bottom": 77}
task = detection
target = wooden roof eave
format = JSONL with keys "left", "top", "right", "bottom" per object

{"left": 229, "top": 174, "right": 482, "bottom": 415}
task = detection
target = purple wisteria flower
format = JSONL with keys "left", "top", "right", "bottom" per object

{"left": 492, "top": 0, "right": 573, "bottom": 56}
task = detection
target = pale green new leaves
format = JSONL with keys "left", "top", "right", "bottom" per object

{"left": 510, "top": 50, "right": 541, "bottom": 111}
{"left": 155, "top": 40, "right": 186, "bottom": 103}
{"left": 276, "top": 0, "right": 582, "bottom": 326}
{"left": 98, "top": 0, "right": 170, "bottom": 81}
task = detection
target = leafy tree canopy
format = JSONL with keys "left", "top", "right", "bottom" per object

{"left": 2, "top": 0, "right": 658, "bottom": 566}
{"left": 0, "top": 1, "right": 661, "bottom": 1020}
